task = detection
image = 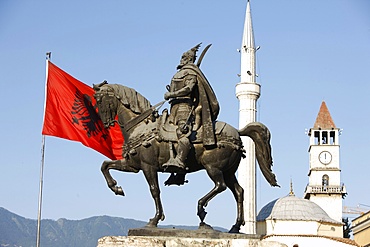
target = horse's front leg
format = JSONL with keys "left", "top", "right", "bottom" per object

{"left": 101, "top": 159, "right": 139, "bottom": 196}
{"left": 142, "top": 164, "right": 165, "bottom": 227}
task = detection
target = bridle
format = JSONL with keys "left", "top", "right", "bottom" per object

{"left": 94, "top": 84, "right": 165, "bottom": 132}
{"left": 94, "top": 90, "right": 118, "bottom": 128}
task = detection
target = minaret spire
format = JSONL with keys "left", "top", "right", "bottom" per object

{"left": 241, "top": 0, "right": 256, "bottom": 83}
{"left": 236, "top": 0, "right": 261, "bottom": 234}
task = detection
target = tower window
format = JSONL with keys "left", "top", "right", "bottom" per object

{"left": 314, "top": 131, "right": 320, "bottom": 145}
{"left": 322, "top": 131, "right": 328, "bottom": 144}
{"left": 330, "top": 131, "right": 335, "bottom": 144}
{"left": 322, "top": 175, "right": 329, "bottom": 191}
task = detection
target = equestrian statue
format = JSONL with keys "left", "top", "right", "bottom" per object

{"left": 93, "top": 43, "right": 279, "bottom": 233}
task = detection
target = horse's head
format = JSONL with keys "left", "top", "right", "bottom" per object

{"left": 93, "top": 81, "right": 119, "bottom": 129}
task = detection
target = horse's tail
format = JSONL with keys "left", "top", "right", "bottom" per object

{"left": 239, "top": 122, "right": 279, "bottom": 187}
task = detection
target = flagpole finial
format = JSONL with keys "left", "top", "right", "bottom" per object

{"left": 46, "top": 52, "right": 51, "bottom": 61}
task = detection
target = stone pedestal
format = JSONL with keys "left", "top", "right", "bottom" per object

{"left": 97, "top": 228, "right": 287, "bottom": 247}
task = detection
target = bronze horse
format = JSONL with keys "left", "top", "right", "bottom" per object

{"left": 93, "top": 82, "right": 278, "bottom": 233}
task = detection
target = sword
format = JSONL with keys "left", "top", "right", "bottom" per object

{"left": 196, "top": 44, "right": 212, "bottom": 68}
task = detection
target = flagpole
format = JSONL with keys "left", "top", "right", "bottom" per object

{"left": 36, "top": 136, "right": 45, "bottom": 247}
{"left": 36, "top": 52, "right": 51, "bottom": 247}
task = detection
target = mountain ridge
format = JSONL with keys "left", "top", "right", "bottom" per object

{"left": 0, "top": 207, "right": 226, "bottom": 247}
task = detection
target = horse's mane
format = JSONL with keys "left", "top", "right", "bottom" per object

{"left": 107, "top": 84, "right": 151, "bottom": 114}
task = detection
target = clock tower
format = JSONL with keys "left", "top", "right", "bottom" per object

{"left": 304, "top": 101, "right": 346, "bottom": 224}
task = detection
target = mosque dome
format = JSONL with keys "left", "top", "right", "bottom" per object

{"left": 257, "top": 194, "right": 340, "bottom": 224}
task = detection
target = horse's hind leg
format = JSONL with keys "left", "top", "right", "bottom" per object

{"left": 101, "top": 159, "right": 139, "bottom": 196}
{"left": 197, "top": 167, "right": 227, "bottom": 227}
{"left": 224, "top": 172, "right": 245, "bottom": 233}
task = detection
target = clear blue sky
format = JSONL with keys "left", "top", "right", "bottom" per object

{"left": 1, "top": 0, "right": 370, "bottom": 230}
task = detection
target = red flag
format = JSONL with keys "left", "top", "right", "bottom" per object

{"left": 42, "top": 61, "right": 123, "bottom": 160}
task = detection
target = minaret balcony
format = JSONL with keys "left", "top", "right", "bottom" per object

{"left": 235, "top": 82, "right": 260, "bottom": 99}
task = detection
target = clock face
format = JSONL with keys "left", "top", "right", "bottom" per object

{"left": 319, "top": 151, "right": 332, "bottom": 165}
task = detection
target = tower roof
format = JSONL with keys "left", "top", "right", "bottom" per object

{"left": 313, "top": 101, "right": 336, "bottom": 129}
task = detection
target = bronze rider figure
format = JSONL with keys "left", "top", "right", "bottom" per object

{"left": 163, "top": 43, "right": 219, "bottom": 171}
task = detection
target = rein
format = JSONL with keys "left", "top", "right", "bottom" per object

{"left": 118, "top": 100, "right": 166, "bottom": 132}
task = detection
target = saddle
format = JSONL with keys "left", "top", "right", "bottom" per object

{"left": 157, "top": 109, "right": 226, "bottom": 144}
{"left": 121, "top": 108, "right": 235, "bottom": 161}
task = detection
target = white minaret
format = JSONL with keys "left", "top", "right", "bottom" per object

{"left": 236, "top": 0, "right": 260, "bottom": 234}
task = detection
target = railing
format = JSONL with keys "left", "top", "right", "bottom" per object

{"left": 305, "top": 185, "right": 345, "bottom": 194}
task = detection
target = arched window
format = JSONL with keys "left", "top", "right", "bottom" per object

{"left": 322, "top": 174, "right": 329, "bottom": 185}
{"left": 322, "top": 131, "right": 328, "bottom": 144}
{"left": 322, "top": 175, "right": 329, "bottom": 191}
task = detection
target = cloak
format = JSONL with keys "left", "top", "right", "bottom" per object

{"left": 182, "top": 63, "right": 220, "bottom": 146}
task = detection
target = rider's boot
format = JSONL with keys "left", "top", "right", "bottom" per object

{"left": 173, "top": 137, "right": 191, "bottom": 170}
{"left": 163, "top": 137, "right": 190, "bottom": 170}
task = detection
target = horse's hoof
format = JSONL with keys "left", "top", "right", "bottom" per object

{"left": 114, "top": 186, "right": 125, "bottom": 196}
{"left": 145, "top": 219, "right": 158, "bottom": 228}
{"left": 228, "top": 225, "right": 240, "bottom": 234}
{"left": 198, "top": 222, "right": 213, "bottom": 230}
